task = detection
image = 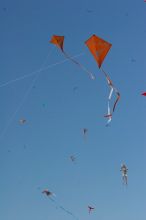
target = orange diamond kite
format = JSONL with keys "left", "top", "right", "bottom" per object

{"left": 85, "top": 34, "right": 112, "bottom": 68}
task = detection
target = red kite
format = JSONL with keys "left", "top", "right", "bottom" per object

{"left": 141, "top": 92, "right": 146, "bottom": 96}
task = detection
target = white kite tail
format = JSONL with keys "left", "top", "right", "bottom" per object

{"left": 101, "top": 68, "right": 120, "bottom": 124}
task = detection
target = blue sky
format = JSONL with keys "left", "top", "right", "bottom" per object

{"left": 0, "top": 0, "right": 146, "bottom": 220}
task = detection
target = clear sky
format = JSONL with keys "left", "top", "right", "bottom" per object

{"left": 0, "top": 0, "right": 146, "bottom": 220}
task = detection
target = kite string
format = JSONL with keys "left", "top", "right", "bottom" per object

{"left": 0, "top": 52, "right": 85, "bottom": 142}
{"left": 49, "top": 197, "right": 79, "bottom": 220}
{"left": 0, "top": 50, "right": 52, "bottom": 141}
{"left": 62, "top": 50, "right": 95, "bottom": 80}
{"left": 0, "top": 52, "right": 84, "bottom": 89}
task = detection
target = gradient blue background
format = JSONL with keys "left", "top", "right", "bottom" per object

{"left": 0, "top": 0, "right": 146, "bottom": 219}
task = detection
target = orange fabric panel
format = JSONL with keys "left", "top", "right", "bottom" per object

{"left": 85, "top": 34, "right": 112, "bottom": 68}
{"left": 50, "top": 35, "right": 64, "bottom": 51}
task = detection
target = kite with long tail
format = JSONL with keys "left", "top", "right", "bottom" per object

{"left": 42, "top": 189, "right": 79, "bottom": 220}
{"left": 85, "top": 34, "right": 120, "bottom": 125}
{"left": 50, "top": 35, "right": 95, "bottom": 80}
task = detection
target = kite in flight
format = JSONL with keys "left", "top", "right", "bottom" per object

{"left": 19, "top": 118, "right": 26, "bottom": 124}
{"left": 120, "top": 164, "right": 128, "bottom": 185}
{"left": 42, "top": 189, "right": 54, "bottom": 196}
{"left": 50, "top": 35, "right": 95, "bottom": 80}
{"left": 85, "top": 34, "right": 120, "bottom": 125}
{"left": 82, "top": 128, "right": 88, "bottom": 139}
{"left": 88, "top": 206, "right": 95, "bottom": 214}
{"left": 141, "top": 92, "right": 146, "bottom": 96}
{"left": 70, "top": 155, "right": 76, "bottom": 163}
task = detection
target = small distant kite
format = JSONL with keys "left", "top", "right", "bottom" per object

{"left": 131, "top": 58, "right": 136, "bottom": 62}
{"left": 88, "top": 206, "right": 95, "bottom": 214}
{"left": 2, "top": 7, "right": 7, "bottom": 12}
{"left": 120, "top": 164, "right": 128, "bottom": 185}
{"left": 141, "top": 92, "right": 146, "bottom": 96}
{"left": 50, "top": 35, "right": 95, "bottom": 80}
{"left": 70, "top": 155, "right": 76, "bottom": 163}
{"left": 19, "top": 119, "right": 26, "bottom": 124}
{"left": 42, "top": 189, "right": 53, "bottom": 196}
{"left": 83, "top": 128, "right": 88, "bottom": 139}
{"left": 86, "top": 9, "right": 93, "bottom": 13}
{"left": 73, "top": 86, "right": 78, "bottom": 92}
{"left": 85, "top": 34, "right": 120, "bottom": 125}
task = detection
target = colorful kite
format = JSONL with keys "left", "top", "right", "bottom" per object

{"left": 88, "top": 206, "right": 95, "bottom": 214}
{"left": 85, "top": 34, "right": 120, "bottom": 124}
{"left": 50, "top": 35, "right": 95, "bottom": 80}
{"left": 85, "top": 34, "right": 112, "bottom": 68}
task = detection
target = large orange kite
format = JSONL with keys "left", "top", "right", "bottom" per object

{"left": 85, "top": 34, "right": 112, "bottom": 68}
{"left": 85, "top": 34, "right": 120, "bottom": 125}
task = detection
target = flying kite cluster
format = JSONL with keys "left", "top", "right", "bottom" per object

{"left": 2, "top": 31, "right": 136, "bottom": 220}
{"left": 50, "top": 34, "right": 120, "bottom": 125}
{"left": 39, "top": 34, "right": 128, "bottom": 219}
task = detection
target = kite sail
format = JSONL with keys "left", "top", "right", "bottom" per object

{"left": 85, "top": 34, "right": 120, "bottom": 124}
{"left": 50, "top": 35, "right": 95, "bottom": 80}
{"left": 85, "top": 34, "right": 112, "bottom": 68}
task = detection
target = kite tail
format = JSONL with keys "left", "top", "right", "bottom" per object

{"left": 62, "top": 51, "right": 95, "bottom": 80}
{"left": 113, "top": 92, "right": 120, "bottom": 112}
{"left": 101, "top": 68, "right": 120, "bottom": 115}
{"left": 104, "top": 101, "right": 112, "bottom": 126}
{"left": 49, "top": 197, "right": 79, "bottom": 220}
